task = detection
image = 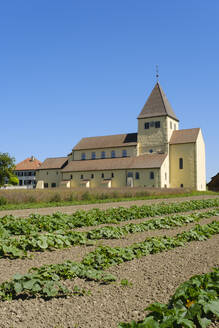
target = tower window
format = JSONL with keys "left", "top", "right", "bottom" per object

{"left": 150, "top": 171, "right": 154, "bottom": 180}
{"left": 81, "top": 153, "right": 86, "bottom": 160}
{"left": 155, "top": 121, "right": 160, "bottom": 128}
{"left": 144, "top": 122, "right": 149, "bottom": 129}
{"left": 101, "top": 151, "right": 105, "bottom": 159}
{"left": 122, "top": 150, "right": 127, "bottom": 157}
{"left": 179, "top": 158, "right": 183, "bottom": 169}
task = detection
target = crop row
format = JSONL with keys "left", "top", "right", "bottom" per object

{"left": 0, "top": 198, "right": 219, "bottom": 236}
{"left": 0, "top": 221, "right": 218, "bottom": 300}
{"left": 118, "top": 268, "right": 219, "bottom": 328}
{"left": 0, "top": 209, "right": 218, "bottom": 259}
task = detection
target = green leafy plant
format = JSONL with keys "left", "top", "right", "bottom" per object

{"left": 0, "top": 221, "right": 218, "bottom": 301}
{"left": 118, "top": 268, "right": 219, "bottom": 328}
{"left": 120, "top": 279, "right": 133, "bottom": 287}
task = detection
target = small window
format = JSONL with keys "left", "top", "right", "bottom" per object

{"left": 122, "top": 150, "right": 127, "bottom": 157}
{"left": 149, "top": 149, "right": 153, "bottom": 153}
{"left": 180, "top": 184, "right": 184, "bottom": 188}
{"left": 135, "top": 172, "right": 140, "bottom": 180}
{"left": 101, "top": 173, "right": 104, "bottom": 178}
{"left": 111, "top": 150, "right": 116, "bottom": 158}
{"left": 91, "top": 152, "right": 96, "bottom": 160}
{"left": 44, "top": 183, "right": 48, "bottom": 188}
{"left": 70, "top": 174, "right": 73, "bottom": 179}
{"left": 150, "top": 121, "right": 155, "bottom": 127}
{"left": 80, "top": 174, "right": 83, "bottom": 179}
{"left": 155, "top": 121, "right": 160, "bottom": 128}
{"left": 170, "top": 121, "right": 172, "bottom": 129}
{"left": 101, "top": 151, "right": 105, "bottom": 159}
{"left": 144, "top": 122, "right": 149, "bottom": 129}
{"left": 179, "top": 158, "right": 183, "bottom": 169}
{"left": 51, "top": 183, "right": 56, "bottom": 188}
{"left": 111, "top": 172, "right": 114, "bottom": 178}
{"left": 127, "top": 172, "right": 133, "bottom": 177}
{"left": 91, "top": 174, "right": 94, "bottom": 179}
{"left": 150, "top": 171, "right": 154, "bottom": 180}
{"left": 81, "top": 153, "right": 86, "bottom": 160}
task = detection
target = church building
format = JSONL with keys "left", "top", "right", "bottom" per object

{"left": 36, "top": 82, "right": 206, "bottom": 190}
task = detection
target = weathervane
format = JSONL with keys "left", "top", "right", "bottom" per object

{"left": 156, "top": 65, "right": 159, "bottom": 82}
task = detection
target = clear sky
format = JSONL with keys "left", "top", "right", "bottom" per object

{"left": 0, "top": 0, "right": 218, "bottom": 182}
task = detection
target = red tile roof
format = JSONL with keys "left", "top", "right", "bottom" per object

{"left": 15, "top": 157, "right": 42, "bottom": 171}
{"left": 39, "top": 157, "right": 68, "bottom": 170}
{"left": 73, "top": 133, "right": 137, "bottom": 151}
{"left": 169, "top": 128, "right": 200, "bottom": 144}
{"left": 62, "top": 154, "right": 167, "bottom": 172}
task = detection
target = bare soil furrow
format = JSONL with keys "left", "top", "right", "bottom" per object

{"left": 0, "top": 235, "right": 218, "bottom": 328}
{"left": 0, "top": 216, "right": 218, "bottom": 284}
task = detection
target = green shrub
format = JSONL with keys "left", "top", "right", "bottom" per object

{"left": 0, "top": 196, "right": 7, "bottom": 205}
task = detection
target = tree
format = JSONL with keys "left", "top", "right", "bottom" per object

{"left": 0, "top": 152, "right": 18, "bottom": 186}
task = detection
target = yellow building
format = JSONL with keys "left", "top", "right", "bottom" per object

{"left": 36, "top": 82, "right": 206, "bottom": 190}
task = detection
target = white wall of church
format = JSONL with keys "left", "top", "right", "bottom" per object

{"left": 195, "top": 130, "right": 206, "bottom": 190}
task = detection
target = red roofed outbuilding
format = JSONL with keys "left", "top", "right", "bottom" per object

{"left": 14, "top": 156, "right": 42, "bottom": 187}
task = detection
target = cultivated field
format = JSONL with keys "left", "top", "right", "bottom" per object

{"left": 0, "top": 197, "right": 218, "bottom": 328}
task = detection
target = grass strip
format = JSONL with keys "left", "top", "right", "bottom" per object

{"left": 0, "top": 209, "right": 218, "bottom": 259}
{"left": 0, "top": 221, "right": 218, "bottom": 300}
{"left": 118, "top": 268, "right": 219, "bottom": 328}
{"left": 0, "top": 191, "right": 218, "bottom": 211}
{"left": 1, "top": 198, "right": 219, "bottom": 236}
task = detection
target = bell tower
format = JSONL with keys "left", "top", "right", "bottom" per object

{"left": 137, "top": 82, "right": 179, "bottom": 156}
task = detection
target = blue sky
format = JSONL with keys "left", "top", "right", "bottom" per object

{"left": 0, "top": 0, "right": 218, "bottom": 182}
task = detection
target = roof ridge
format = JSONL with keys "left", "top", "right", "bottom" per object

{"left": 157, "top": 82, "right": 168, "bottom": 115}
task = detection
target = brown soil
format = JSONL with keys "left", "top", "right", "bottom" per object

{"left": 0, "top": 198, "right": 218, "bottom": 328}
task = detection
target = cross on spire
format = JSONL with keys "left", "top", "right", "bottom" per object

{"left": 156, "top": 65, "right": 159, "bottom": 82}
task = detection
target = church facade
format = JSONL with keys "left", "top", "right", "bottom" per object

{"left": 36, "top": 82, "right": 206, "bottom": 190}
